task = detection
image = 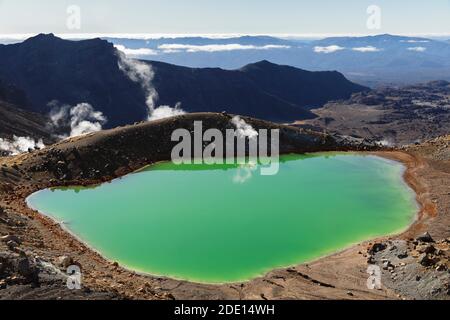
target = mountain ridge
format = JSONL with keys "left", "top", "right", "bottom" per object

{"left": 0, "top": 34, "right": 367, "bottom": 126}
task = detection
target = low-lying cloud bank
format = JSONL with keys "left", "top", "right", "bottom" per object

{"left": 0, "top": 136, "right": 45, "bottom": 155}
{"left": 314, "top": 45, "right": 345, "bottom": 54}
{"left": 407, "top": 46, "right": 427, "bottom": 52}
{"left": 48, "top": 102, "right": 107, "bottom": 138}
{"left": 114, "top": 44, "right": 158, "bottom": 56}
{"left": 158, "top": 43, "right": 291, "bottom": 53}
{"left": 115, "top": 43, "right": 291, "bottom": 56}
{"left": 315, "top": 45, "right": 383, "bottom": 53}
{"left": 352, "top": 46, "right": 381, "bottom": 52}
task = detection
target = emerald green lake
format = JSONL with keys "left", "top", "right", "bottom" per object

{"left": 27, "top": 153, "right": 417, "bottom": 283}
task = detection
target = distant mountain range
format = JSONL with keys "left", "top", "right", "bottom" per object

{"left": 0, "top": 34, "right": 366, "bottom": 128}
{"left": 108, "top": 34, "right": 450, "bottom": 86}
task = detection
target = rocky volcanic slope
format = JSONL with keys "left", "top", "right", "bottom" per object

{"left": 0, "top": 101, "right": 52, "bottom": 142}
{"left": 366, "top": 136, "right": 450, "bottom": 299}
{"left": 0, "top": 114, "right": 448, "bottom": 300}
{"left": 300, "top": 81, "right": 450, "bottom": 145}
{"left": 0, "top": 80, "right": 54, "bottom": 155}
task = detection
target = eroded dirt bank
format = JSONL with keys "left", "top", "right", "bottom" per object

{"left": 0, "top": 113, "right": 449, "bottom": 300}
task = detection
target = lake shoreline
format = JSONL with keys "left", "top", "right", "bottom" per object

{"left": 24, "top": 152, "right": 419, "bottom": 286}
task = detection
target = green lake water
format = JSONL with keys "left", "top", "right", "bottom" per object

{"left": 27, "top": 153, "right": 417, "bottom": 283}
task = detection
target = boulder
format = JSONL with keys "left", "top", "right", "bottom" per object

{"left": 1, "top": 234, "right": 21, "bottom": 244}
{"left": 368, "top": 243, "right": 387, "bottom": 254}
{"left": 435, "top": 264, "right": 447, "bottom": 272}
{"left": 416, "top": 232, "right": 434, "bottom": 243}
{"left": 16, "top": 257, "right": 33, "bottom": 277}
{"left": 383, "top": 260, "right": 394, "bottom": 270}
{"left": 416, "top": 244, "right": 435, "bottom": 254}
{"left": 418, "top": 253, "right": 435, "bottom": 267}
{"left": 6, "top": 240, "right": 19, "bottom": 250}
{"left": 57, "top": 256, "right": 73, "bottom": 269}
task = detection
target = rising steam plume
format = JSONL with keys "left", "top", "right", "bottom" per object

{"left": 48, "top": 102, "right": 107, "bottom": 138}
{"left": 117, "top": 51, "right": 185, "bottom": 121}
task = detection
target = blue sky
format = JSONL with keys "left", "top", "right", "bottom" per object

{"left": 0, "top": 0, "right": 449, "bottom": 36}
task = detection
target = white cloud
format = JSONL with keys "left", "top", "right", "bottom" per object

{"left": 352, "top": 46, "right": 381, "bottom": 52}
{"left": 400, "top": 40, "right": 430, "bottom": 43}
{"left": 314, "top": 45, "right": 345, "bottom": 53}
{"left": 157, "top": 43, "right": 291, "bottom": 53}
{"left": 407, "top": 46, "right": 427, "bottom": 52}
{"left": 114, "top": 44, "right": 158, "bottom": 56}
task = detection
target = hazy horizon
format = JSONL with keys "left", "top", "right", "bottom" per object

{"left": 1, "top": 32, "right": 450, "bottom": 42}
{"left": 0, "top": 0, "right": 449, "bottom": 36}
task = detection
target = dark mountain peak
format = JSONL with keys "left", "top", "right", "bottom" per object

{"left": 373, "top": 34, "right": 432, "bottom": 42}
{"left": 374, "top": 33, "right": 399, "bottom": 39}
{"left": 249, "top": 60, "right": 277, "bottom": 67}
{"left": 240, "top": 60, "right": 288, "bottom": 72}
{"left": 23, "top": 33, "right": 60, "bottom": 44}
{"left": 22, "top": 33, "right": 114, "bottom": 51}
{"left": 257, "top": 59, "right": 274, "bottom": 65}
{"left": 33, "top": 33, "right": 56, "bottom": 39}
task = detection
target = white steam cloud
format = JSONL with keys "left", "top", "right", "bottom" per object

{"left": 0, "top": 136, "right": 45, "bottom": 155}
{"left": 117, "top": 50, "right": 186, "bottom": 120}
{"left": 69, "top": 103, "right": 107, "bottom": 136}
{"left": 231, "top": 116, "right": 258, "bottom": 139}
{"left": 49, "top": 102, "right": 107, "bottom": 138}
{"left": 148, "top": 103, "right": 186, "bottom": 121}
{"left": 314, "top": 45, "right": 345, "bottom": 53}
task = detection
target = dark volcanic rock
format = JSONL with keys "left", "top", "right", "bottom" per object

{"left": 417, "top": 232, "right": 435, "bottom": 243}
